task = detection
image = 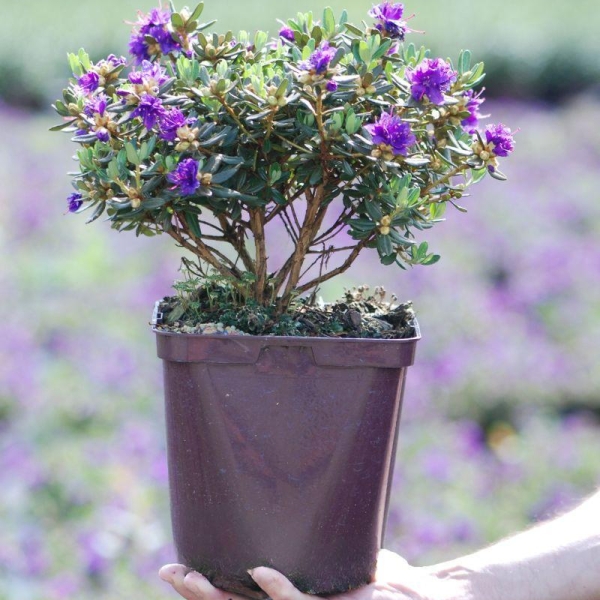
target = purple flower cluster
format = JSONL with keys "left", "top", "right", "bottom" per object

{"left": 368, "top": 2, "right": 408, "bottom": 40}
{"left": 128, "top": 61, "right": 169, "bottom": 89}
{"left": 279, "top": 26, "right": 296, "bottom": 42}
{"left": 67, "top": 192, "right": 83, "bottom": 213}
{"left": 461, "top": 89, "right": 486, "bottom": 133}
{"left": 131, "top": 94, "right": 166, "bottom": 129}
{"left": 365, "top": 111, "right": 416, "bottom": 156}
{"left": 83, "top": 94, "right": 107, "bottom": 119}
{"left": 78, "top": 72, "right": 100, "bottom": 95}
{"left": 159, "top": 108, "right": 192, "bottom": 141}
{"left": 406, "top": 58, "right": 457, "bottom": 105}
{"left": 76, "top": 55, "right": 125, "bottom": 95}
{"left": 129, "top": 8, "right": 182, "bottom": 63}
{"left": 301, "top": 42, "right": 337, "bottom": 75}
{"left": 485, "top": 123, "right": 516, "bottom": 157}
{"left": 167, "top": 158, "right": 200, "bottom": 195}
{"left": 80, "top": 94, "right": 111, "bottom": 142}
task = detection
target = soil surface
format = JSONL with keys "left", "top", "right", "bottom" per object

{"left": 154, "top": 285, "right": 417, "bottom": 339}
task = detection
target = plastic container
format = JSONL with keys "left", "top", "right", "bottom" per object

{"left": 155, "top": 319, "right": 420, "bottom": 598}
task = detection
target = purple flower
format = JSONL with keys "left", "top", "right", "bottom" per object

{"left": 301, "top": 42, "right": 337, "bottom": 75}
{"left": 129, "top": 33, "right": 150, "bottom": 63}
{"left": 461, "top": 89, "right": 486, "bottom": 133}
{"left": 131, "top": 94, "right": 166, "bottom": 129}
{"left": 129, "top": 8, "right": 182, "bottom": 64}
{"left": 365, "top": 111, "right": 416, "bottom": 156}
{"left": 279, "top": 26, "right": 296, "bottom": 42}
{"left": 83, "top": 94, "right": 108, "bottom": 117}
{"left": 128, "top": 60, "right": 169, "bottom": 89}
{"left": 95, "top": 128, "right": 110, "bottom": 142}
{"left": 78, "top": 71, "right": 100, "bottom": 94}
{"left": 406, "top": 58, "right": 457, "bottom": 105}
{"left": 159, "top": 107, "right": 191, "bottom": 141}
{"left": 105, "top": 54, "right": 126, "bottom": 68}
{"left": 326, "top": 80, "right": 338, "bottom": 92}
{"left": 168, "top": 158, "right": 200, "bottom": 196}
{"left": 67, "top": 192, "right": 83, "bottom": 212}
{"left": 369, "top": 2, "right": 408, "bottom": 39}
{"left": 485, "top": 123, "right": 515, "bottom": 157}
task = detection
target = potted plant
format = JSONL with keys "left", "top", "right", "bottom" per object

{"left": 53, "top": 1, "right": 514, "bottom": 597}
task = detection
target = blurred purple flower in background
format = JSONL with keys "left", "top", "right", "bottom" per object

{"left": 407, "top": 58, "right": 457, "bottom": 104}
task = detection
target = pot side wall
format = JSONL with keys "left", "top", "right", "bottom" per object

{"left": 156, "top": 332, "right": 419, "bottom": 598}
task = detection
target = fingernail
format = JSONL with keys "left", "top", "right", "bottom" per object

{"left": 247, "top": 568, "right": 255, "bottom": 578}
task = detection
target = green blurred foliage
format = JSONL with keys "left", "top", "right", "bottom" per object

{"left": 1, "top": 0, "right": 599, "bottom": 107}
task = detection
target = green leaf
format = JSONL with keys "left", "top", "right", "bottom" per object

{"left": 377, "top": 234, "right": 394, "bottom": 257}
{"left": 358, "top": 41, "right": 371, "bottom": 64}
{"left": 85, "top": 202, "right": 105, "bottom": 224}
{"left": 488, "top": 168, "right": 508, "bottom": 181}
{"left": 344, "top": 23, "right": 363, "bottom": 36}
{"left": 423, "top": 254, "right": 441, "bottom": 266}
{"left": 211, "top": 165, "right": 241, "bottom": 184}
{"left": 322, "top": 7, "right": 336, "bottom": 34}
{"left": 125, "top": 142, "right": 140, "bottom": 166}
{"left": 184, "top": 212, "right": 202, "bottom": 238}
{"left": 171, "top": 12, "right": 184, "bottom": 28}
{"left": 68, "top": 53, "right": 83, "bottom": 77}
{"left": 190, "top": 2, "right": 204, "bottom": 22}
{"left": 271, "top": 189, "right": 287, "bottom": 205}
{"left": 429, "top": 202, "right": 447, "bottom": 219}
{"left": 49, "top": 119, "right": 76, "bottom": 132}
{"left": 365, "top": 201, "right": 383, "bottom": 222}
{"left": 78, "top": 48, "right": 91, "bottom": 70}
{"left": 471, "top": 167, "right": 487, "bottom": 184}
{"left": 458, "top": 49, "right": 471, "bottom": 74}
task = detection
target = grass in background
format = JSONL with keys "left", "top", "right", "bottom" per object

{"left": 1, "top": 0, "right": 599, "bottom": 106}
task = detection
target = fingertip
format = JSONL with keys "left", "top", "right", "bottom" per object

{"left": 159, "top": 564, "right": 185, "bottom": 584}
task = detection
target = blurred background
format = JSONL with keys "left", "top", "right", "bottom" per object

{"left": 1, "top": 0, "right": 599, "bottom": 598}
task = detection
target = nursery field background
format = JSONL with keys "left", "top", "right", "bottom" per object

{"left": 1, "top": 0, "right": 600, "bottom": 598}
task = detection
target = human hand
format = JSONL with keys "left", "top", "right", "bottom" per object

{"left": 158, "top": 550, "right": 469, "bottom": 600}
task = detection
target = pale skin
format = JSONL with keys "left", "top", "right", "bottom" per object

{"left": 159, "top": 489, "right": 600, "bottom": 600}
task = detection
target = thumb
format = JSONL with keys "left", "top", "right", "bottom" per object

{"left": 375, "top": 549, "right": 410, "bottom": 581}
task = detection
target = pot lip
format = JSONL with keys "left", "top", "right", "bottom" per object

{"left": 151, "top": 300, "right": 421, "bottom": 344}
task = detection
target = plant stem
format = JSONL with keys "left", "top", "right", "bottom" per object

{"left": 249, "top": 209, "right": 268, "bottom": 303}
{"left": 423, "top": 163, "right": 469, "bottom": 196}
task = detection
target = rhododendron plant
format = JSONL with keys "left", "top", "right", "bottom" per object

{"left": 53, "top": 1, "right": 514, "bottom": 315}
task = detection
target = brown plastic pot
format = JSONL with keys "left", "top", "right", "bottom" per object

{"left": 154, "top": 310, "right": 420, "bottom": 599}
